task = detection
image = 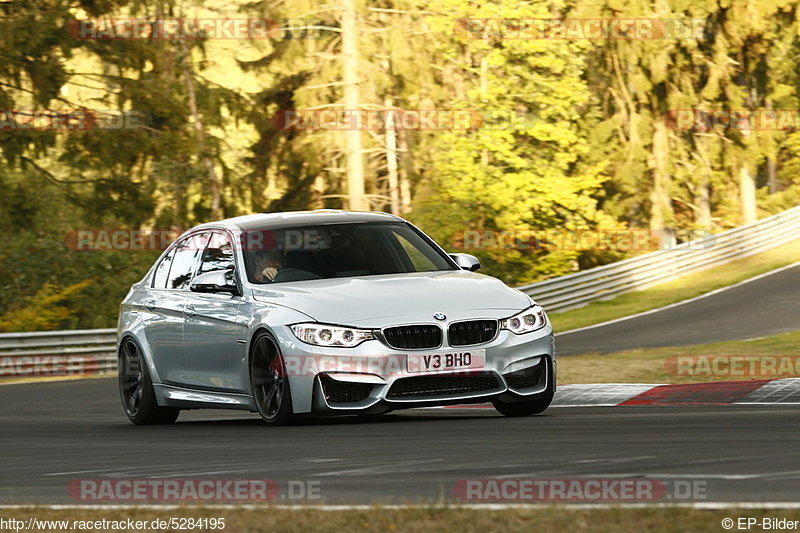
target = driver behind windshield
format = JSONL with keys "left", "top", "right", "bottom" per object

{"left": 254, "top": 250, "right": 285, "bottom": 283}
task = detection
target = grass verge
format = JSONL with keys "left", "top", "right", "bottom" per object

{"left": 559, "top": 329, "right": 800, "bottom": 385}
{"left": 549, "top": 239, "right": 800, "bottom": 333}
{"left": 4, "top": 506, "right": 800, "bottom": 533}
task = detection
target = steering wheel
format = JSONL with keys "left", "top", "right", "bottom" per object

{"left": 272, "top": 267, "right": 321, "bottom": 283}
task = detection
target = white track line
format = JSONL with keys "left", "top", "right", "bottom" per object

{"left": 556, "top": 261, "right": 800, "bottom": 337}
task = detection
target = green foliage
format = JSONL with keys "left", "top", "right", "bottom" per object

{"left": 409, "top": 1, "right": 612, "bottom": 283}
{"left": 2, "top": 0, "right": 800, "bottom": 328}
{"left": 0, "top": 280, "right": 92, "bottom": 332}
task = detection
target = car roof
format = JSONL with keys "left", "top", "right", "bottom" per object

{"left": 192, "top": 210, "right": 404, "bottom": 233}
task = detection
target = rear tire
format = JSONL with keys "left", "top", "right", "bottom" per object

{"left": 250, "top": 331, "right": 296, "bottom": 426}
{"left": 119, "top": 338, "right": 180, "bottom": 425}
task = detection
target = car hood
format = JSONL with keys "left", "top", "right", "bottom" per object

{"left": 250, "top": 271, "right": 531, "bottom": 326}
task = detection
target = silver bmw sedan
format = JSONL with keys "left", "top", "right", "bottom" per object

{"left": 117, "top": 210, "right": 556, "bottom": 425}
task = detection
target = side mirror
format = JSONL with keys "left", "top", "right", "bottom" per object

{"left": 449, "top": 253, "right": 481, "bottom": 272}
{"left": 190, "top": 269, "right": 241, "bottom": 296}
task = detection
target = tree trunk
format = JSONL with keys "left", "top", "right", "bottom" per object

{"left": 384, "top": 97, "right": 400, "bottom": 215}
{"left": 767, "top": 156, "right": 777, "bottom": 194}
{"left": 739, "top": 163, "right": 758, "bottom": 224}
{"left": 180, "top": 43, "right": 221, "bottom": 220}
{"left": 695, "top": 181, "right": 712, "bottom": 229}
{"left": 341, "top": 0, "right": 367, "bottom": 211}
{"left": 650, "top": 117, "right": 673, "bottom": 244}
{"left": 311, "top": 175, "right": 325, "bottom": 209}
{"left": 694, "top": 135, "right": 713, "bottom": 229}
{"left": 766, "top": 100, "right": 777, "bottom": 193}
{"left": 398, "top": 131, "right": 412, "bottom": 214}
{"left": 479, "top": 55, "right": 489, "bottom": 168}
{"left": 738, "top": 128, "right": 758, "bottom": 224}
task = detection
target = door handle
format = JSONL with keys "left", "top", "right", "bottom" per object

{"left": 184, "top": 304, "right": 196, "bottom": 318}
{"left": 144, "top": 298, "right": 156, "bottom": 311}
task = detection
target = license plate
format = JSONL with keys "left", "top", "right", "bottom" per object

{"left": 407, "top": 349, "right": 485, "bottom": 374}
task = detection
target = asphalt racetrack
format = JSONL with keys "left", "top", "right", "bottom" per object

{"left": 556, "top": 263, "right": 800, "bottom": 356}
{"left": 1, "top": 378, "right": 799, "bottom": 504}
{"left": 3, "top": 265, "right": 800, "bottom": 505}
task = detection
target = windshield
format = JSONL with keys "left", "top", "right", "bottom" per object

{"left": 243, "top": 222, "right": 456, "bottom": 284}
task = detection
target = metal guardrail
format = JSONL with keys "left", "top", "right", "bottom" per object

{"left": 518, "top": 205, "right": 800, "bottom": 312}
{"left": 2, "top": 205, "right": 799, "bottom": 379}
{"left": 0, "top": 328, "right": 117, "bottom": 378}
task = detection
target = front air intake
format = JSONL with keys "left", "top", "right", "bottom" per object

{"left": 386, "top": 372, "right": 503, "bottom": 400}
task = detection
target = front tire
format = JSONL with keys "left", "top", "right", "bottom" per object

{"left": 118, "top": 338, "right": 180, "bottom": 425}
{"left": 492, "top": 395, "right": 553, "bottom": 416}
{"left": 493, "top": 358, "right": 555, "bottom": 417}
{"left": 250, "top": 331, "right": 295, "bottom": 426}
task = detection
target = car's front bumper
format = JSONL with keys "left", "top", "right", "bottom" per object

{"left": 275, "top": 325, "right": 556, "bottom": 414}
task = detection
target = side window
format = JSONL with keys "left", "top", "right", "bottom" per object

{"left": 166, "top": 233, "right": 208, "bottom": 290}
{"left": 152, "top": 247, "right": 175, "bottom": 288}
{"left": 197, "top": 232, "right": 236, "bottom": 276}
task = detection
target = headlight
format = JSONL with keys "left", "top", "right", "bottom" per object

{"left": 500, "top": 305, "right": 547, "bottom": 334}
{"left": 290, "top": 323, "right": 374, "bottom": 347}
